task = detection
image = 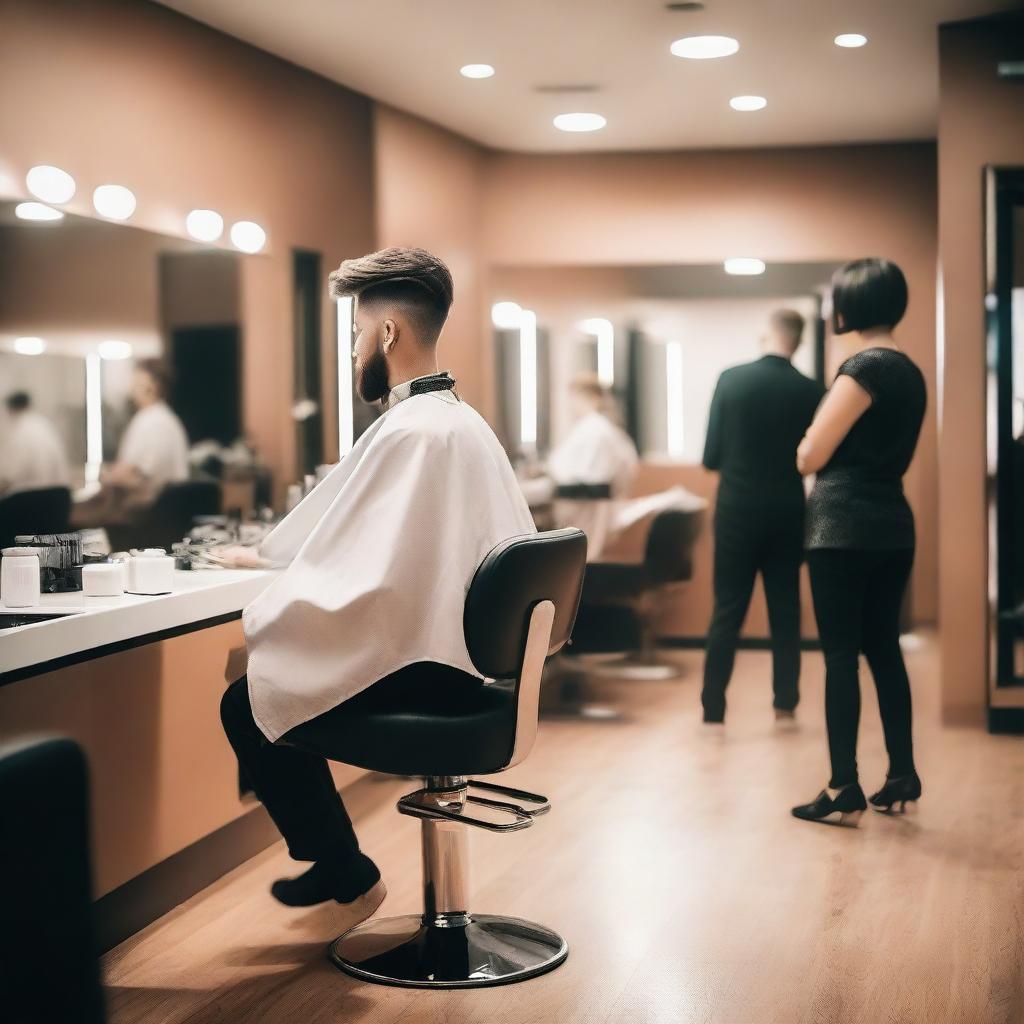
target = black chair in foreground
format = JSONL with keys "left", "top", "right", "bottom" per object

{"left": 291, "top": 528, "right": 587, "bottom": 988}
{"left": 0, "top": 485, "right": 72, "bottom": 549}
{"left": 0, "top": 736, "right": 106, "bottom": 1024}
{"left": 107, "top": 478, "right": 220, "bottom": 551}
{"left": 572, "top": 507, "right": 705, "bottom": 681}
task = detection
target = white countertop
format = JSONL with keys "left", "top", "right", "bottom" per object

{"left": 0, "top": 568, "right": 277, "bottom": 681}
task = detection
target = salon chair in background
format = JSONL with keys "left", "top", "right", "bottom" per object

{"left": 294, "top": 528, "right": 587, "bottom": 988}
{"left": 107, "top": 478, "right": 221, "bottom": 552}
{"left": 0, "top": 736, "right": 106, "bottom": 1024}
{"left": 0, "top": 485, "right": 72, "bottom": 549}
{"left": 570, "top": 507, "right": 706, "bottom": 681}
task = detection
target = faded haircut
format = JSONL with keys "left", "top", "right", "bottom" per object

{"left": 328, "top": 247, "right": 454, "bottom": 345}
{"left": 770, "top": 308, "right": 806, "bottom": 353}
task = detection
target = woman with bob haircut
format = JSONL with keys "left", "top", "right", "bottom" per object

{"left": 791, "top": 258, "right": 927, "bottom": 827}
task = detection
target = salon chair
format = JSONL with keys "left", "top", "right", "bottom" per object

{"left": 0, "top": 736, "right": 106, "bottom": 1023}
{"left": 300, "top": 527, "right": 587, "bottom": 988}
{"left": 0, "top": 485, "right": 72, "bottom": 549}
{"left": 573, "top": 507, "right": 705, "bottom": 681}
{"left": 107, "top": 478, "right": 221, "bottom": 552}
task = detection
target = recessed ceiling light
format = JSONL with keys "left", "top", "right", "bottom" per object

{"left": 834, "top": 33, "right": 867, "bottom": 48}
{"left": 670, "top": 35, "right": 739, "bottom": 60}
{"left": 553, "top": 112, "right": 607, "bottom": 133}
{"left": 13, "top": 337, "right": 47, "bottom": 356}
{"left": 724, "top": 257, "right": 766, "bottom": 276}
{"left": 93, "top": 184, "right": 136, "bottom": 221}
{"left": 26, "top": 165, "right": 76, "bottom": 204}
{"left": 460, "top": 64, "right": 495, "bottom": 79}
{"left": 186, "top": 209, "right": 224, "bottom": 242}
{"left": 730, "top": 95, "right": 767, "bottom": 111}
{"left": 15, "top": 202, "right": 64, "bottom": 221}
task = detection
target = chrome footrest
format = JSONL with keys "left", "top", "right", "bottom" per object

{"left": 397, "top": 781, "right": 551, "bottom": 832}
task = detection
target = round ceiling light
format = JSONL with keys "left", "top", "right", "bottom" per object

{"left": 93, "top": 184, "right": 136, "bottom": 221}
{"left": 834, "top": 33, "right": 867, "bottom": 48}
{"left": 186, "top": 209, "right": 224, "bottom": 242}
{"left": 26, "top": 164, "right": 76, "bottom": 204}
{"left": 230, "top": 220, "right": 266, "bottom": 253}
{"left": 15, "top": 202, "right": 64, "bottom": 221}
{"left": 460, "top": 64, "right": 495, "bottom": 79}
{"left": 670, "top": 35, "right": 739, "bottom": 60}
{"left": 730, "top": 95, "right": 767, "bottom": 111}
{"left": 491, "top": 301, "right": 524, "bottom": 330}
{"left": 553, "top": 112, "right": 607, "bottom": 133}
{"left": 724, "top": 257, "right": 766, "bottom": 276}
{"left": 13, "top": 337, "right": 47, "bottom": 356}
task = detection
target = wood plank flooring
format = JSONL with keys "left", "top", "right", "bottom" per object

{"left": 102, "top": 636, "right": 1024, "bottom": 1024}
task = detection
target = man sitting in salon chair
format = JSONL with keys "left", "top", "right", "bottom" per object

{"left": 218, "top": 248, "right": 536, "bottom": 925}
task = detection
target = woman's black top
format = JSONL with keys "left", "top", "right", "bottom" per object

{"left": 806, "top": 348, "right": 926, "bottom": 550}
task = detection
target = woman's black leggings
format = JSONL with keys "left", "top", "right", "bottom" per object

{"left": 807, "top": 547, "right": 916, "bottom": 789}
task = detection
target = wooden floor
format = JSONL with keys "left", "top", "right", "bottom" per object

{"left": 103, "top": 636, "right": 1024, "bottom": 1024}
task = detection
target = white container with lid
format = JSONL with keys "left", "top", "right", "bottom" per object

{"left": 126, "top": 549, "right": 174, "bottom": 595}
{"left": 82, "top": 561, "right": 126, "bottom": 597}
{"left": 1, "top": 547, "right": 41, "bottom": 608}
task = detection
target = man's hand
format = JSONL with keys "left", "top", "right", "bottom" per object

{"left": 209, "top": 545, "right": 268, "bottom": 569}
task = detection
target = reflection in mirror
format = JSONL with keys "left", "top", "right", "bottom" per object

{"left": 491, "top": 262, "right": 840, "bottom": 469}
{"left": 0, "top": 201, "right": 257, "bottom": 550}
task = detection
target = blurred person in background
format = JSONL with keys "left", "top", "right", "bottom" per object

{"left": 791, "top": 259, "right": 925, "bottom": 827}
{"left": 701, "top": 309, "right": 823, "bottom": 727}
{"left": 0, "top": 391, "right": 70, "bottom": 496}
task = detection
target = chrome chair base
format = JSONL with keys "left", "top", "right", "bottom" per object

{"left": 330, "top": 913, "right": 568, "bottom": 988}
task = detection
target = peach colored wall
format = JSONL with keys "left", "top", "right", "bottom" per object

{"left": 373, "top": 105, "right": 493, "bottom": 420}
{"left": 479, "top": 143, "right": 939, "bottom": 625}
{"left": 0, "top": 0, "right": 377, "bottom": 495}
{"left": 937, "top": 18, "right": 1024, "bottom": 723}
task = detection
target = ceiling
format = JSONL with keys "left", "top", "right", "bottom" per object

{"left": 157, "top": 0, "right": 1013, "bottom": 153}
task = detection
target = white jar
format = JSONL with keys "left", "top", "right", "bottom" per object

{"left": 126, "top": 549, "right": 174, "bottom": 595}
{"left": 82, "top": 561, "right": 126, "bottom": 597}
{"left": 1, "top": 547, "right": 41, "bottom": 608}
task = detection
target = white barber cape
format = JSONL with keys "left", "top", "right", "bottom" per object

{"left": 243, "top": 387, "right": 537, "bottom": 742}
{"left": 547, "top": 410, "right": 638, "bottom": 497}
{"left": 0, "top": 410, "right": 70, "bottom": 496}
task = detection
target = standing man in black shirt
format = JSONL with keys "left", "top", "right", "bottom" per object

{"left": 701, "top": 309, "right": 824, "bottom": 725}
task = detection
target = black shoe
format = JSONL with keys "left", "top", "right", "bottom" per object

{"left": 271, "top": 850, "right": 382, "bottom": 907}
{"left": 791, "top": 784, "right": 867, "bottom": 827}
{"left": 869, "top": 772, "right": 922, "bottom": 813}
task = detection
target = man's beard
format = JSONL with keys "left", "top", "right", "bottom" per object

{"left": 356, "top": 345, "right": 390, "bottom": 403}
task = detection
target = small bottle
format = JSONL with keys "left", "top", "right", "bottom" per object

{"left": 1, "top": 547, "right": 41, "bottom": 608}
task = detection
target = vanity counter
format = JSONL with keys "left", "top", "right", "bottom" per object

{"left": 0, "top": 568, "right": 276, "bottom": 684}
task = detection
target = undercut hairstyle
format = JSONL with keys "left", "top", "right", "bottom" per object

{"left": 770, "top": 308, "right": 806, "bottom": 353}
{"left": 328, "top": 247, "right": 454, "bottom": 345}
{"left": 831, "top": 258, "right": 908, "bottom": 335}
{"left": 5, "top": 391, "right": 30, "bottom": 413}
{"left": 136, "top": 359, "right": 173, "bottom": 399}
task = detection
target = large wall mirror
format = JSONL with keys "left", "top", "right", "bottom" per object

{"left": 0, "top": 200, "right": 257, "bottom": 543}
{"left": 490, "top": 262, "right": 841, "bottom": 467}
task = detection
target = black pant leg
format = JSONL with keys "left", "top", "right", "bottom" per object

{"left": 860, "top": 549, "right": 916, "bottom": 779}
{"left": 808, "top": 550, "right": 867, "bottom": 788}
{"left": 761, "top": 522, "right": 804, "bottom": 712}
{"left": 219, "top": 677, "right": 361, "bottom": 863}
{"left": 702, "top": 508, "right": 759, "bottom": 722}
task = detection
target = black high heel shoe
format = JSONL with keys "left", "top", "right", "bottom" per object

{"left": 791, "top": 783, "right": 867, "bottom": 827}
{"left": 869, "top": 773, "right": 922, "bottom": 813}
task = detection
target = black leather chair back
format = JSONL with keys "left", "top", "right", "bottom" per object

{"left": 110, "top": 479, "right": 221, "bottom": 551}
{"left": 643, "top": 508, "right": 705, "bottom": 585}
{"left": 0, "top": 736, "right": 105, "bottom": 1023}
{"left": 464, "top": 528, "right": 587, "bottom": 679}
{"left": 0, "top": 486, "right": 72, "bottom": 549}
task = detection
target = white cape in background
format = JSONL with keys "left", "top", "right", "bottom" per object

{"left": 243, "top": 392, "right": 537, "bottom": 742}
